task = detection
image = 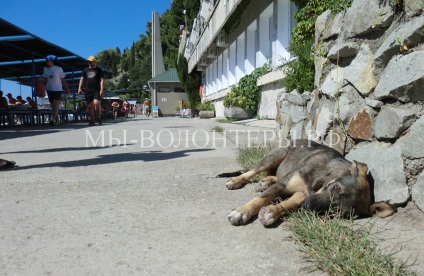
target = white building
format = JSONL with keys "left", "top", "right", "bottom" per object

{"left": 184, "top": 0, "right": 297, "bottom": 118}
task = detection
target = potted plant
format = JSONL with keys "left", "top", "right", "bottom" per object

{"left": 196, "top": 100, "right": 215, "bottom": 118}
{"left": 223, "top": 64, "right": 269, "bottom": 120}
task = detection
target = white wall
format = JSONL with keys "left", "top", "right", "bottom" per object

{"left": 201, "top": 0, "right": 296, "bottom": 118}
{"left": 236, "top": 32, "right": 245, "bottom": 83}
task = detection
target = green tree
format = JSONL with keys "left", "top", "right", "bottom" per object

{"left": 176, "top": 54, "right": 200, "bottom": 109}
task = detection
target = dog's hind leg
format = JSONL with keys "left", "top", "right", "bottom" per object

{"left": 226, "top": 147, "right": 290, "bottom": 190}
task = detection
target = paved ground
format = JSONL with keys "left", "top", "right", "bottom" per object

{"left": 0, "top": 116, "right": 423, "bottom": 275}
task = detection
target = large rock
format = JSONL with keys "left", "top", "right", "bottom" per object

{"left": 374, "top": 15, "right": 424, "bottom": 66}
{"left": 315, "top": 10, "right": 332, "bottom": 45}
{"left": 338, "top": 85, "right": 365, "bottom": 124}
{"left": 314, "top": 100, "right": 334, "bottom": 138}
{"left": 343, "top": 0, "right": 393, "bottom": 38}
{"left": 346, "top": 142, "right": 409, "bottom": 204}
{"left": 374, "top": 106, "right": 415, "bottom": 139}
{"left": 327, "top": 42, "right": 360, "bottom": 60}
{"left": 405, "top": 0, "right": 424, "bottom": 18}
{"left": 374, "top": 50, "right": 424, "bottom": 102}
{"left": 401, "top": 115, "right": 424, "bottom": 159}
{"left": 321, "top": 67, "right": 345, "bottom": 97}
{"left": 323, "top": 12, "right": 344, "bottom": 40}
{"left": 347, "top": 107, "right": 375, "bottom": 141}
{"left": 412, "top": 171, "right": 424, "bottom": 212}
{"left": 344, "top": 44, "right": 377, "bottom": 96}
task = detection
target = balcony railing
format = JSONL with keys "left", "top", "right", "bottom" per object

{"left": 187, "top": 0, "right": 243, "bottom": 73}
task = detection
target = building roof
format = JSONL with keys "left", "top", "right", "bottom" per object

{"left": 148, "top": 67, "right": 180, "bottom": 83}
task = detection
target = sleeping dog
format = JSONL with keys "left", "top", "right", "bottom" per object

{"left": 223, "top": 139, "right": 394, "bottom": 226}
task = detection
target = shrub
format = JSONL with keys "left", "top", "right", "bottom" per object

{"left": 281, "top": 38, "right": 315, "bottom": 92}
{"left": 196, "top": 100, "right": 215, "bottom": 111}
{"left": 223, "top": 64, "right": 269, "bottom": 111}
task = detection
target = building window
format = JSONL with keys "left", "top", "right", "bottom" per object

{"left": 174, "top": 87, "right": 185, "bottom": 93}
{"left": 159, "top": 87, "right": 170, "bottom": 92}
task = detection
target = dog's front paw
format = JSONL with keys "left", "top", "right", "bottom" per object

{"left": 227, "top": 208, "right": 252, "bottom": 226}
{"left": 258, "top": 206, "right": 278, "bottom": 227}
{"left": 225, "top": 178, "right": 246, "bottom": 190}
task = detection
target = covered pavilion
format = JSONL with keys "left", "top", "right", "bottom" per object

{"left": 0, "top": 18, "right": 113, "bottom": 127}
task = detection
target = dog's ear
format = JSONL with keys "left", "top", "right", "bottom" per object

{"left": 370, "top": 202, "right": 396, "bottom": 218}
{"left": 351, "top": 160, "right": 368, "bottom": 177}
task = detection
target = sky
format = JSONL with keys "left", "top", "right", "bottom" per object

{"left": 1, "top": 0, "right": 172, "bottom": 99}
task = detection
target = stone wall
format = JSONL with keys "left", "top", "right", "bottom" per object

{"left": 275, "top": 0, "right": 424, "bottom": 212}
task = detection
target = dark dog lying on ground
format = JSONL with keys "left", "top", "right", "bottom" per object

{"left": 222, "top": 139, "right": 395, "bottom": 227}
{"left": 0, "top": 159, "right": 16, "bottom": 170}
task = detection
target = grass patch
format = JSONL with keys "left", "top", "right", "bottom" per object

{"left": 211, "top": 125, "right": 225, "bottom": 133}
{"left": 236, "top": 143, "right": 276, "bottom": 181}
{"left": 216, "top": 118, "right": 236, "bottom": 123}
{"left": 236, "top": 144, "right": 271, "bottom": 171}
{"left": 287, "top": 210, "right": 417, "bottom": 275}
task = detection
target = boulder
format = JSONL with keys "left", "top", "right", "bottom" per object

{"left": 343, "top": 0, "right": 393, "bottom": 38}
{"left": 344, "top": 44, "right": 377, "bottom": 96}
{"left": 412, "top": 171, "right": 424, "bottom": 212}
{"left": 401, "top": 115, "right": 424, "bottom": 159}
{"left": 374, "top": 50, "right": 424, "bottom": 102}
{"left": 374, "top": 106, "right": 415, "bottom": 139}
{"left": 327, "top": 42, "right": 360, "bottom": 60}
{"left": 338, "top": 85, "right": 365, "bottom": 124}
{"left": 321, "top": 67, "right": 345, "bottom": 97}
{"left": 374, "top": 15, "right": 424, "bottom": 66}
{"left": 347, "top": 107, "right": 375, "bottom": 141}
{"left": 405, "top": 0, "right": 424, "bottom": 18}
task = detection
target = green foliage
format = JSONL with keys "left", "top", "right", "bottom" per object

{"left": 284, "top": 0, "right": 352, "bottom": 92}
{"left": 223, "top": 64, "right": 269, "bottom": 111}
{"left": 176, "top": 54, "right": 201, "bottom": 108}
{"left": 97, "top": 49, "right": 121, "bottom": 76}
{"left": 160, "top": 0, "right": 201, "bottom": 67}
{"left": 196, "top": 100, "right": 214, "bottom": 111}
{"left": 94, "top": 0, "right": 199, "bottom": 92}
{"left": 117, "top": 73, "right": 130, "bottom": 90}
{"left": 281, "top": 38, "right": 315, "bottom": 92}
{"left": 291, "top": 0, "right": 352, "bottom": 45}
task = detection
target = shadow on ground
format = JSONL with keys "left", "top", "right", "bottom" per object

{"left": 12, "top": 148, "right": 213, "bottom": 170}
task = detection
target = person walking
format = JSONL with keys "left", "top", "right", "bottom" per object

{"left": 122, "top": 99, "right": 130, "bottom": 119}
{"left": 38, "top": 55, "right": 70, "bottom": 126}
{"left": 78, "top": 56, "right": 105, "bottom": 126}
{"left": 143, "top": 98, "right": 151, "bottom": 117}
{"left": 111, "top": 101, "right": 120, "bottom": 119}
{"left": 132, "top": 104, "right": 137, "bottom": 118}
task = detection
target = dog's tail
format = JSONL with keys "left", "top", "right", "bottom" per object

{"left": 216, "top": 170, "right": 245, "bottom": 178}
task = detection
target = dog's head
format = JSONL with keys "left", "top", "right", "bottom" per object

{"left": 302, "top": 161, "right": 394, "bottom": 218}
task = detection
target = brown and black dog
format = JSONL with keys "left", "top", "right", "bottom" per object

{"left": 224, "top": 139, "right": 395, "bottom": 226}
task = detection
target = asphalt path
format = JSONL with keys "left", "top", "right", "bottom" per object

{"left": 1, "top": 117, "right": 423, "bottom": 275}
{"left": 0, "top": 117, "right": 320, "bottom": 275}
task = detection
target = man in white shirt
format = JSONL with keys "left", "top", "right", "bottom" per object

{"left": 38, "top": 55, "right": 70, "bottom": 126}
